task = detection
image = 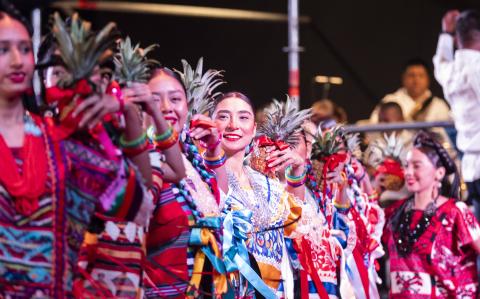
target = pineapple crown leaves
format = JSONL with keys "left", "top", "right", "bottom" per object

{"left": 346, "top": 132, "right": 362, "bottom": 159}
{"left": 51, "top": 12, "right": 119, "bottom": 88}
{"left": 310, "top": 125, "right": 346, "bottom": 160}
{"left": 174, "top": 57, "right": 225, "bottom": 122}
{"left": 113, "top": 36, "right": 159, "bottom": 85}
{"left": 257, "top": 96, "right": 312, "bottom": 147}
{"left": 364, "top": 132, "right": 408, "bottom": 168}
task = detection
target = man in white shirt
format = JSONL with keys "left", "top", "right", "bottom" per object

{"left": 433, "top": 9, "right": 480, "bottom": 217}
{"left": 370, "top": 58, "right": 451, "bottom": 124}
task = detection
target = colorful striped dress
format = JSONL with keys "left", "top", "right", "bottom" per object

{"left": 144, "top": 152, "right": 225, "bottom": 298}
{"left": 0, "top": 115, "right": 151, "bottom": 298}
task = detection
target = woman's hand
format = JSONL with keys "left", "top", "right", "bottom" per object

{"left": 73, "top": 93, "right": 120, "bottom": 129}
{"left": 189, "top": 114, "right": 221, "bottom": 151}
{"left": 122, "top": 83, "right": 156, "bottom": 115}
{"left": 266, "top": 147, "right": 304, "bottom": 174}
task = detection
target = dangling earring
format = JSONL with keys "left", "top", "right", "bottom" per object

{"left": 245, "top": 139, "right": 255, "bottom": 157}
{"left": 431, "top": 180, "right": 442, "bottom": 204}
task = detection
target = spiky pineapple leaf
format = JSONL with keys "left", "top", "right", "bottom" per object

{"left": 174, "top": 57, "right": 225, "bottom": 125}
{"left": 364, "top": 132, "right": 408, "bottom": 167}
{"left": 257, "top": 96, "right": 312, "bottom": 147}
{"left": 346, "top": 132, "right": 362, "bottom": 159}
{"left": 114, "top": 36, "right": 159, "bottom": 85}
{"left": 51, "top": 12, "right": 118, "bottom": 88}
{"left": 311, "top": 125, "right": 345, "bottom": 160}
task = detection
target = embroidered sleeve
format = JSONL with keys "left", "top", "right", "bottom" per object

{"left": 148, "top": 150, "right": 164, "bottom": 204}
{"left": 454, "top": 201, "right": 480, "bottom": 248}
{"left": 283, "top": 192, "right": 305, "bottom": 239}
{"left": 104, "top": 159, "right": 154, "bottom": 226}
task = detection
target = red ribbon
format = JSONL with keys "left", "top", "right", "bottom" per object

{"left": 320, "top": 153, "right": 348, "bottom": 227}
{"left": 256, "top": 135, "right": 289, "bottom": 151}
{"left": 45, "top": 80, "right": 119, "bottom": 160}
{"left": 375, "top": 158, "right": 404, "bottom": 180}
{"left": 45, "top": 79, "right": 93, "bottom": 141}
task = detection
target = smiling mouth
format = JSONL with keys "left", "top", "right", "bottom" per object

{"left": 164, "top": 117, "right": 177, "bottom": 124}
{"left": 223, "top": 134, "right": 242, "bottom": 141}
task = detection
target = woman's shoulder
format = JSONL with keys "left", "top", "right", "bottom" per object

{"left": 384, "top": 198, "right": 408, "bottom": 218}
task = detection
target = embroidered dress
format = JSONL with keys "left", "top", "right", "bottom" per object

{"left": 144, "top": 152, "right": 225, "bottom": 298}
{"left": 384, "top": 199, "right": 480, "bottom": 299}
{"left": 226, "top": 166, "right": 302, "bottom": 297}
{"left": 291, "top": 188, "right": 354, "bottom": 299}
{"left": 344, "top": 164, "right": 385, "bottom": 299}
{"left": 0, "top": 115, "right": 151, "bottom": 298}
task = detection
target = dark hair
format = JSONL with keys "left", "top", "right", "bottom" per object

{"left": 378, "top": 101, "right": 404, "bottom": 121}
{"left": 379, "top": 101, "right": 403, "bottom": 114}
{"left": 214, "top": 91, "right": 256, "bottom": 114}
{"left": 0, "top": 0, "right": 32, "bottom": 36}
{"left": 150, "top": 67, "right": 187, "bottom": 94}
{"left": 403, "top": 58, "right": 431, "bottom": 75}
{"left": 413, "top": 131, "right": 460, "bottom": 199}
{"left": 456, "top": 10, "right": 480, "bottom": 45}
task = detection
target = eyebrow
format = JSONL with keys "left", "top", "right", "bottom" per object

{"left": 238, "top": 110, "right": 253, "bottom": 115}
{"left": 0, "top": 39, "right": 30, "bottom": 43}
{"left": 216, "top": 110, "right": 253, "bottom": 115}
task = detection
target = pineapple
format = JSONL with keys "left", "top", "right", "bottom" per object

{"left": 175, "top": 57, "right": 224, "bottom": 128}
{"left": 51, "top": 12, "right": 118, "bottom": 89}
{"left": 346, "top": 132, "right": 362, "bottom": 160}
{"left": 113, "top": 36, "right": 159, "bottom": 87}
{"left": 364, "top": 133, "right": 408, "bottom": 191}
{"left": 250, "top": 96, "right": 311, "bottom": 177}
{"left": 364, "top": 133, "right": 407, "bottom": 170}
{"left": 310, "top": 126, "right": 345, "bottom": 186}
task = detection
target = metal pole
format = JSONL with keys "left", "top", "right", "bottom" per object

{"left": 343, "top": 121, "right": 455, "bottom": 133}
{"left": 31, "top": 7, "right": 42, "bottom": 98}
{"left": 287, "top": 0, "right": 300, "bottom": 109}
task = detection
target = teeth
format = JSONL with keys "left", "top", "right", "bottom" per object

{"left": 224, "top": 135, "right": 240, "bottom": 140}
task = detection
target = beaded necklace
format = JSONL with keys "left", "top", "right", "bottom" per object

{"left": 395, "top": 196, "right": 437, "bottom": 257}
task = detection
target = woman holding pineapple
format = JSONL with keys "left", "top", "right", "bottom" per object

{"left": 286, "top": 122, "right": 357, "bottom": 299}
{"left": 213, "top": 93, "right": 317, "bottom": 298}
{"left": 0, "top": 2, "right": 154, "bottom": 298}
{"left": 137, "top": 63, "right": 230, "bottom": 298}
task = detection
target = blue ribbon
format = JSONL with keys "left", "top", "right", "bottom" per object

{"left": 223, "top": 209, "right": 277, "bottom": 298}
{"left": 189, "top": 216, "right": 226, "bottom": 274}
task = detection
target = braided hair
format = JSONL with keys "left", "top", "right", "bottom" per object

{"left": 413, "top": 130, "right": 460, "bottom": 199}
{"left": 150, "top": 67, "right": 220, "bottom": 218}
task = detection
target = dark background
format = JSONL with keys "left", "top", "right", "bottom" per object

{"left": 16, "top": 0, "right": 480, "bottom": 122}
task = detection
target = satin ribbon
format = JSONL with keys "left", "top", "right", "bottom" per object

{"left": 222, "top": 209, "right": 277, "bottom": 298}
{"left": 375, "top": 158, "right": 404, "bottom": 180}
{"left": 188, "top": 216, "right": 227, "bottom": 297}
{"left": 45, "top": 79, "right": 118, "bottom": 160}
{"left": 256, "top": 135, "right": 290, "bottom": 151}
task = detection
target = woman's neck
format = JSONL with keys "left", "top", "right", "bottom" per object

{"left": 414, "top": 185, "right": 436, "bottom": 210}
{"left": 0, "top": 96, "right": 24, "bottom": 127}
{"left": 225, "top": 150, "right": 246, "bottom": 179}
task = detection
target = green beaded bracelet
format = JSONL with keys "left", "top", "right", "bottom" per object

{"left": 120, "top": 132, "right": 147, "bottom": 148}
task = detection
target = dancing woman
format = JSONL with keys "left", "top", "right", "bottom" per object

{"left": 0, "top": 3, "right": 152, "bottom": 298}
{"left": 142, "top": 62, "right": 228, "bottom": 298}
{"left": 384, "top": 131, "right": 480, "bottom": 298}
{"left": 212, "top": 92, "right": 307, "bottom": 298}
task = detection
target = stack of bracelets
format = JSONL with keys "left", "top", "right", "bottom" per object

{"left": 333, "top": 172, "right": 351, "bottom": 212}
{"left": 202, "top": 150, "right": 226, "bottom": 169}
{"left": 285, "top": 165, "right": 307, "bottom": 188}
{"left": 120, "top": 132, "right": 150, "bottom": 158}
{"left": 152, "top": 126, "right": 179, "bottom": 150}
{"left": 368, "top": 190, "right": 379, "bottom": 202}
